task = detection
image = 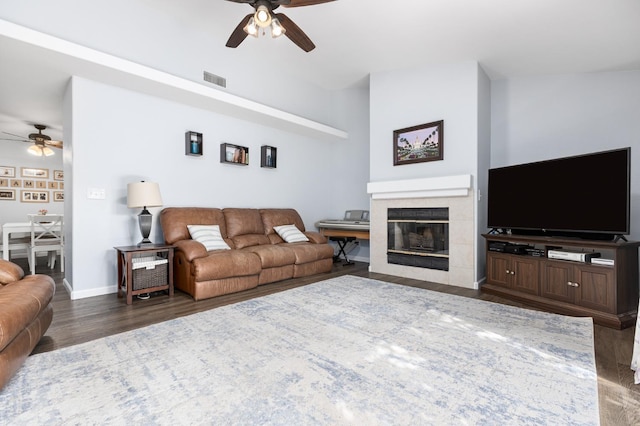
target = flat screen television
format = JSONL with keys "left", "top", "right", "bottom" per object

{"left": 487, "top": 147, "right": 630, "bottom": 240}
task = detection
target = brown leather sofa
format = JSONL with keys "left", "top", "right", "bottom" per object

{"left": 160, "top": 208, "right": 334, "bottom": 301}
{"left": 0, "top": 259, "right": 55, "bottom": 390}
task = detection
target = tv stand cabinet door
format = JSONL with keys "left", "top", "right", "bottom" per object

{"left": 511, "top": 257, "right": 539, "bottom": 295}
{"left": 574, "top": 266, "right": 616, "bottom": 314}
{"left": 540, "top": 261, "right": 575, "bottom": 304}
{"left": 487, "top": 252, "right": 511, "bottom": 288}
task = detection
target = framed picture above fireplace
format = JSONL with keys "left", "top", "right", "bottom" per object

{"left": 393, "top": 120, "right": 443, "bottom": 166}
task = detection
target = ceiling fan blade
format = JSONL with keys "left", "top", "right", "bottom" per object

{"left": 275, "top": 13, "right": 315, "bottom": 52}
{"left": 45, "top": 140, "right": 64, "bottom": 149}
{"left": 0, "top": 137, "right": 29, "bottom": 143}
{"left": 226, "top": 14, "right": 253, "bottom": 48}
{"left": 283, "top": 0, "right": 336, "bottom": 7}
{"left": 2, "top": 131, "right": 27, "bottom": 139}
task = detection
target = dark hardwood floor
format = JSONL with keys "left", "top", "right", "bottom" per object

{"left": 22, "top": 258, "right": 640, "bottom": 425}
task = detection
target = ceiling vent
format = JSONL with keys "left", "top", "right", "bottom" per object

{"left": 203, "top": 71, "right": 226, "bottom": 88}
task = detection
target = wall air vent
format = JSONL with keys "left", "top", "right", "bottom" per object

{"left": 203, "top": 71, "right": 226, "bottom": 88}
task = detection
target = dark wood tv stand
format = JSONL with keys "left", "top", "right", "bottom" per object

{"left": 482, "top": 233, "right": 639, "bottom": 329}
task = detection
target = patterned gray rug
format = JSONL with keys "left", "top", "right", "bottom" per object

{"left": 1, "top": 275, "right": 598, "bottom": 425}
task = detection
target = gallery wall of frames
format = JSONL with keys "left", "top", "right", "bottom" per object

{"left": 0, "top": 166, "right": 64, "bottom": 203}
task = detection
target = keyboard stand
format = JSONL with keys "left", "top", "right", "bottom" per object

{"left": 330, "top": 237, "right": 356, "bottom": 266}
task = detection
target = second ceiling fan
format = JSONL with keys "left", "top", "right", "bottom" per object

{"left": 1, "top": 124, "right": 63, "bottom": 156}
{"left": 225, "top": 0, "right": 336, "bottom": 52}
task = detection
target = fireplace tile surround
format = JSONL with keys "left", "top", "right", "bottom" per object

{"left": 367, "top": 175, "right": 476, "bottom": 289}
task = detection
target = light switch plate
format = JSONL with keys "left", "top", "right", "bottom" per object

{"left": 87, "top": 188, "right": 106, "bottom": 199}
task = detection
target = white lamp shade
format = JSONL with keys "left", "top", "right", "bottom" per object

{"left": 127, "top": 181, "right": 163, "bottom": 208}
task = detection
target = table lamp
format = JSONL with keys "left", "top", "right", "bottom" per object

{"left": 127, "top": 181, "right": 163, "bottom": 246}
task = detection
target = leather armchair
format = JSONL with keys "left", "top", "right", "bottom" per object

{"left": 0, "top": 259, "right": 55, "bottom": 389}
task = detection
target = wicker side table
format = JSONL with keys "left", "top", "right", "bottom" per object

{"left": 114, "top": 244, "right": 175, "bottom": 305}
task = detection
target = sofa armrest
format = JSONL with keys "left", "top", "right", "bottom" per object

{"left": 174, "top": 240, "right": 208, "bottom": 261}
{"left": 0, "top": 259, "right": 24, "bottom": 285}
{"left": 304, "top": 231, "right": 328, "bottom": 244}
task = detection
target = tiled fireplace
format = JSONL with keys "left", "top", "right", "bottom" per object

{"left": 367, "top": 175, "right": 475, "bottom": 289}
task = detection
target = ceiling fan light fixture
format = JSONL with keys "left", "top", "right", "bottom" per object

{"left": 27, "top": 145, "right": 40, "bottom": 156}
{"left": 225, "top": 0, "right": 324, "bottom": 52}
{"left": 27, "top": 144, "right": 54, "bottom": 156}
{"left": 243, "top": 16, "right": 259, "bottom": 37}
{"left": 254, "top": 5, "right": 272, "bottom": 28}
{"left": 271, "top": 18, "right": 286, "bottom": 38}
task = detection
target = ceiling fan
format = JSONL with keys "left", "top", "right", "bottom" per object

{"left": 1, "top": 124, "right": 63, "bottom": 156}
{"left": 225, "top": 0, "right": 337, "bottom": 52}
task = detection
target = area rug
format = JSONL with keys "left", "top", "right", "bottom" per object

{"left": 0, "top": 275, "right": 598, "bottom": 425}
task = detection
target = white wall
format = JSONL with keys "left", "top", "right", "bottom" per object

{"left": 322, "top": 85, "right": 371, "bottom": 261}
{"left": 370, "top": 61, "right": 481, "bottom": 183}
{"left": 476, "top": 65, "right": 492, "bottom": 281}
{"left": 491, "top": 69, "right": 640, "bottom": 240}
{"left": 66, "top": 76, "right": 370, "bottom": 298}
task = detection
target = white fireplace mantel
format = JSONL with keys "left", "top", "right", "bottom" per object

{"left": 367, "top": 175, "right": 472, "bottom": 199}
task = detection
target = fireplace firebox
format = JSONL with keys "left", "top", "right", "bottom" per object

{"left": 387, "top": 208, "right": 449, "bottom": 271}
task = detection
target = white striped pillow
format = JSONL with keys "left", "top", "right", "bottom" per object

{"left": 187, "top": 225, "right": 231, "bottom": 251}
{"left": 273, "top": 224, "right": 309, "bottom": 243}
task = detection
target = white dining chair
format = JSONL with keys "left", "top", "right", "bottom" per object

{"left": 27, "top": 214, "right": 64, "bottom": 275}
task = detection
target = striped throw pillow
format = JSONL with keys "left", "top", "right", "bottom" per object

{"left": 273, "top": 224, "right": 309, "bottom": 243}
{"left": 187, "top": 225, "right": 231, "bottom": 251}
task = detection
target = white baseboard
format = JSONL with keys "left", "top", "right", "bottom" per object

{"left": 475, "top": 276, "right": 486, "bottom": 290}
{"left": 69, "top": 283, "right": 117, "bottom": 300}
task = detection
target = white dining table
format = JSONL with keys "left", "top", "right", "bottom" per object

{"left": 2, "top": 221, "right": 62, "bottom": 261}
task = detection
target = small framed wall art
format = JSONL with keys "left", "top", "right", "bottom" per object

{"left": 21, "top": 167, "right": 49, "bottom": 179}
{"left": 185, "top": 131, "right": 203, "bottom": 156}
{"left": 220, "top": 143, "right": 249, "bottom": 165}
{"left": 0, "top": 166, "right": 15, "bottom": 178}
{"left": 53, "top": 170, "right": 64, "bottom": 180}
{"left": 261, "top": 146, "right": 277, "bottom": 168}
{"left": 21, "top": 190, "right": 49, "bottom": 203}
{"left": 393, "top": 120, "right": 444, "bottom": 166}
{"left": 0, "top": 189, "right": 16, "bottom": 200}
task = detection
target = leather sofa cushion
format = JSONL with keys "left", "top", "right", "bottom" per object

{"left": 282, "top": 243, "right": 335, "bottom": 264}
{"left": 224, "top": 208, "right": 265, "bottom": 238}
{"left": 243, "top": 245, "right": 297, "bottom": 268}
{"left": 191, "top": 250, "right": 261, "bottom": 281}
{"left": 0, "top": 275, "right": 55, "bottom": 352}
{"left": 0, "top": 260, "right": 24, "bottom": 285}
{"left": 305, "top": 231, "right": 329, "bottom": 244}
{"left": 232, "top": 234, "right": 270, "bottom": 249}
{"left": 161, "top": 208, "right": 227, "bottom": 245}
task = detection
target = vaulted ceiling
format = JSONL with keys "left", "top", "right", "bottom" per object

{"left": 1, "top": 0, "right": 639, "bottom": 141}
